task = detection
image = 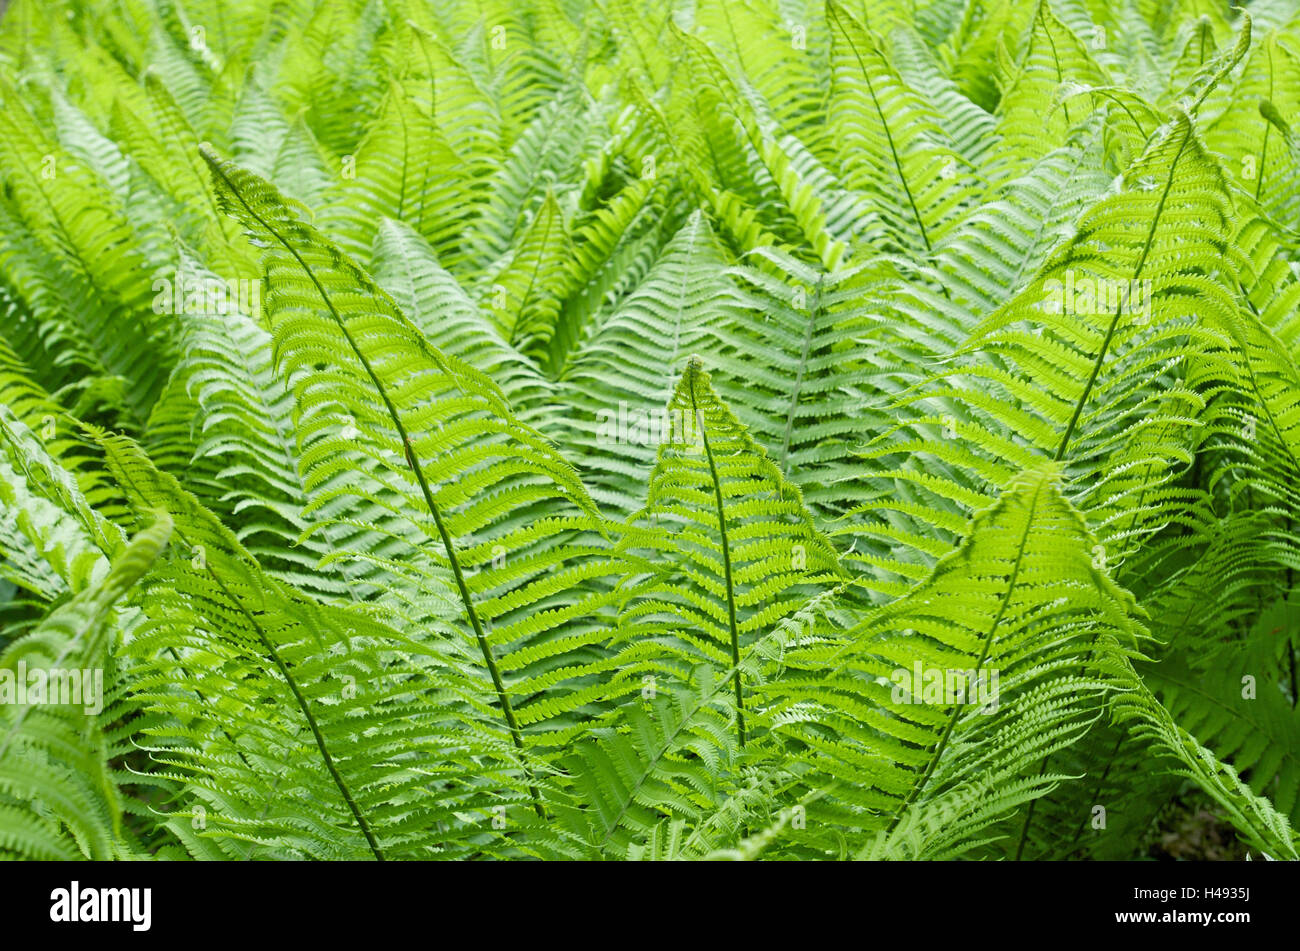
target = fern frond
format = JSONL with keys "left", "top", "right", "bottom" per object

{"left": 0, "top": 512, "right": 171, "bottom": 859}
{"left": 200, "top": 147, "right": 628, "bottom": 776}
{"left": 760, "top": 463, "right": 1137, "bottom": 857}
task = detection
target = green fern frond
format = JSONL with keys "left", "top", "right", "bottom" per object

{"left": 614, "top": 357, "right": 847, "bottom": 744}
{"left": 759, "top": 463, "right": 1137, "bottom": 857}
{"left": 200, "top": 147, "right": 628, "bottom": 773}
{"left": 0, "top": 512, "right": 171, "bottom": 859}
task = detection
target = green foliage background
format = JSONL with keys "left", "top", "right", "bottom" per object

{"left": 0, "top": 0, "right": 1298, "bottom": 861}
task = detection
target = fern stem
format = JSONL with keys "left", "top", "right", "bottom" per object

{"left": 598, "top": 682, "right": 717, "bottom": 850}
{"left": 827, "top": 1, "right": 932, "bottom": 254}
{"left": 1020, "top": 600, "right": 1125, "bottom": 861}
{"left": 1232, "top": 284, "right": 1300, "bottom": 479}
{"left": 1065, "top": 731, "right": 1127, "bottom": 856}
{"left": 1037, "top": 3, "right": 1072, "bottom": 130}
{"left": 780, "top": 276, "right": 821, "bottom": 476}
{"left": 1013, "top": 759, "right": 1052, "bottom": 860}
{"left": 690, "top": 365, "right": 746, "bottom": 747}
{"left": 1256, "top": 44, "right": 1275, "bottom": 203}
{"left": 114, "top": 471, "right": 385, "bottom": 860}
{"left": 886, "top": 464, "right": 1043, "bottom": 833}
{"left": 208, "top": 158, "right": 546, "bottom": 819}
{"left": 1053, "top": 121, "right": 1192, "bottom": 462}
{"left": 418, "top": 458, "right": 548, "bottom": 818}
{"left": 225, "top": 578, "right": 386, "bottom": 860}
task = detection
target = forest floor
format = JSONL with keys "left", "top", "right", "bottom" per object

{"left": 1146, "top": 791, "right": 1250, "bottom": 861}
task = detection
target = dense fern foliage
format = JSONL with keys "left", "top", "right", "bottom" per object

{"left": 1, "top": 0, "right": 1298, "bottom": 861}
